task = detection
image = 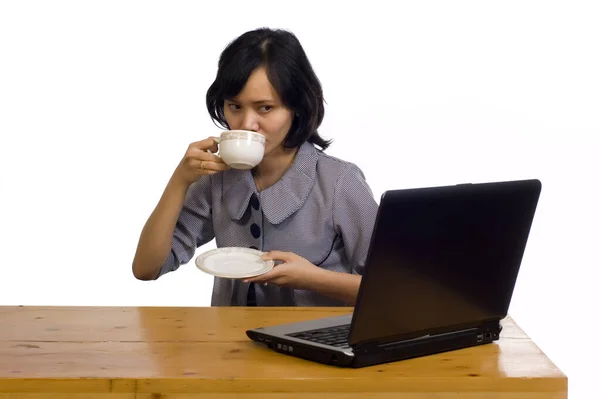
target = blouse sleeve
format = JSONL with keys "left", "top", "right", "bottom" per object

{"left": 156, "top": 175, "right": 215, "bottom": 278}
{"left": 332, "top": 163, "right": 379, "bottom": 275}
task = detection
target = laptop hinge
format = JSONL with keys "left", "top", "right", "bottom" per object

{"left": 353, "top": 327, "right": 480, "bottom": 355}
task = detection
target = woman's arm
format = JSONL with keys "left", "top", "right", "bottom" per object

{"left": 132, "top": 175, "right": 190, "bottom": 280}
{"left": 132, "top": 138, "right": 226, "bottom": 280}
{"left": 306, "top": 269, "right": 362, "bottom": 306}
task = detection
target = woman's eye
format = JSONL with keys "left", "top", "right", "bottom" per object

{"left": 260, "top": 105, "right": 272, "bottom": 112}
{"left": 228, "top": 104, "right": 241, "bottom": 111}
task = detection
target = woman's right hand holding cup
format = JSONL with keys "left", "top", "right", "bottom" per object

{"left": 174, "top": 137, "right": 230, "bottom": 186}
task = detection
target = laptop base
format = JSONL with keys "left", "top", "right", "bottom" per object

{"left": 247, "top": 321, "right": 501, "bottom": 368}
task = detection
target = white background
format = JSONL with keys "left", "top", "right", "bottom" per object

{"left": 1, "top": 1, "right": 598, "bottom": 397}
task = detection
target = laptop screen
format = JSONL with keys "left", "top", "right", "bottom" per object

{"left": 349, "top": 179, "right": 541, "bottom": 346}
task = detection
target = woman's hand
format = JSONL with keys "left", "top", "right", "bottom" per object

{"left": 173, "top": 137, "right": 229, "bottom": 186}
{"left": 245, "top": 250, "right": 362, "bottom": 305}
{"left": 244, "top": 251, "right": 325, "bottom": 289}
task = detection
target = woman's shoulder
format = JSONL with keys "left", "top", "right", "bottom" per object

{"left": 315, "top": 148, "right": 367, "bottom": 182}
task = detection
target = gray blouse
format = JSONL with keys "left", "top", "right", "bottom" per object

{"left": 157, "top": 141, "right": 379, "bottom": 306}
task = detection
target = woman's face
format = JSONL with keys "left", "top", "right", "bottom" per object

{"left": 223, "top": 66, "right": 294, "bottom": 157}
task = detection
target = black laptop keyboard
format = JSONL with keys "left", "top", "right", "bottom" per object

{"left": 287, "top": 324, "right": 351, "bottom": 348}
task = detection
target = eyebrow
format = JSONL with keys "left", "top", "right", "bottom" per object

{"left": 225, "top": 99, "right": 275, "bottom": 104}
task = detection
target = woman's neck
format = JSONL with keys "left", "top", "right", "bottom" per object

{"left": 253, "top": 145, "right": 299, "bottom": 192}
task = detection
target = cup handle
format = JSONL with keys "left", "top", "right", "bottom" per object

{"left": 207, "top": 137, "right": 221, "bottom": 155}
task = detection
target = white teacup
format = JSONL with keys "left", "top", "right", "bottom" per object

{"left": 214, "top": 130, "right": 266, "bottom": 170}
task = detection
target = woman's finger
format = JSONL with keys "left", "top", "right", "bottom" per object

{"left": 262, "top": 250, "right": 296, "bottom": 262}
{"left": 192, "top": 160, "right": 230, "bottom": 172}
{"left": 244, "top": 268, "right": 280, "bottom": 284}
{"left": 189, "top": 148, "right": 223, "bottom": 163}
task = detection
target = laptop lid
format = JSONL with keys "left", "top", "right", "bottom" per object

{"left": 348, "top": 179, "right": 542, "bottom": 347}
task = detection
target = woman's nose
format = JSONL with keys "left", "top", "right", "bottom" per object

{"left": 240, "top": 110, "right": 260, "bottom": 132}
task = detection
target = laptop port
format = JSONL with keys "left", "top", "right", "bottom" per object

{"left": 476, "top": 333, "right": 483, "bottom": 343}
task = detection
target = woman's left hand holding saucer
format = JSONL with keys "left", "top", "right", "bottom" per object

{"left": 244, "top": 250, "right": 323, "bottom": 289}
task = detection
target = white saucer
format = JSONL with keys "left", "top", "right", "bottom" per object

{"left": 194, "top": 247, "right": 274, "bottom": 279}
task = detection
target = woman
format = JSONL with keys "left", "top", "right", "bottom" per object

{"left": 132, "top": 27, "right": 378, "bottom": 307}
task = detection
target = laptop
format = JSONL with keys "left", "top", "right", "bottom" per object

{"left": 246, "top": 179, "right": 542, "bottom": 368}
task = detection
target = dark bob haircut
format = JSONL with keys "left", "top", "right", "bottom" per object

{"left": 206, "top": 27, "right": 331, "bottom": 150}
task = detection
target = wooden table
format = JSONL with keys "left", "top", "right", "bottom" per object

{"left": 0, "top": 306, "right": 567, "bottom": 398}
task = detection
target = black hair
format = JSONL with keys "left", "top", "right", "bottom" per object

{"left": 206, "top": 27, "right": 331, "bottom": 150}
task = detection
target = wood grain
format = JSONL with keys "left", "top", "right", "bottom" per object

{"left": 0, "top": 306, "right": 567, "bottom": 398}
